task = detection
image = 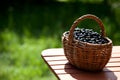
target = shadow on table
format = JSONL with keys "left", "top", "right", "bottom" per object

{"left": 64, "top": 62, "right": 117, "bottom": 80}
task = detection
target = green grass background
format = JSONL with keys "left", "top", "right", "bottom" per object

{"left": 0, "top": 0, "right": 120, "bottom": 80}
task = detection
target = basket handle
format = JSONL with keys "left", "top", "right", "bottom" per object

{"left": 68, "top": 14, "right": 106, "bottom": 44}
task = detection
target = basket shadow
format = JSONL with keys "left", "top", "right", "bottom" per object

{"left": 64, "top": 62, "right": 117, "bottom": 80}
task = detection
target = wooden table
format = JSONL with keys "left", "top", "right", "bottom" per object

{"left": 41, "top": 46, "right": 120, "bottom": 80}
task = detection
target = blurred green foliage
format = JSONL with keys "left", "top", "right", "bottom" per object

{"left": 0, "top": 0, "right": 120, "bottom": 80}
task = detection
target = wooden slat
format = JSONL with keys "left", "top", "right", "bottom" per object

{"left": 58, "top": 72, "right": 118, "bottom": 80}
{"left": 109, "top": 58, "right": 120, "bottom": 63}
{"left": 41, "top": 48, "right": 64, "bottom": 56}
{"left": 111, "top": 53, "right": 120, "bottom": 57}
{"left": 41, "top": 46, "right": 120, "bottom": 80}
{"left": 51, "top": 64, "right": 73, "bottom": 70}
{"left": 112, "top": 46, "right": 120, "bottom": 52}
{"left": 106, "top": 62, "right": 120, "bottom": 67}
{"left": 48, "top": 60, "right": 68, "bottom": 66}
{"left": 43, "top": 56, "right": 67, "bottom": 61}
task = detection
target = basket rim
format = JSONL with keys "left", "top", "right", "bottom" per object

{"left": 62, "top": 32, "right": 112, "bottom": 46}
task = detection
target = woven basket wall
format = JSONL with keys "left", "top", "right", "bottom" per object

{"left": 62, "top": 14, "right": 112, "bottom": 72}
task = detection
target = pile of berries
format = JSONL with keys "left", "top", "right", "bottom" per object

{"left": 65, "top": 27, "right": 109, "bottom": 44}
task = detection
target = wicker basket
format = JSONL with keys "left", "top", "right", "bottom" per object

{"left": 62, "top": 14, "right": 112, "bottom": 72}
